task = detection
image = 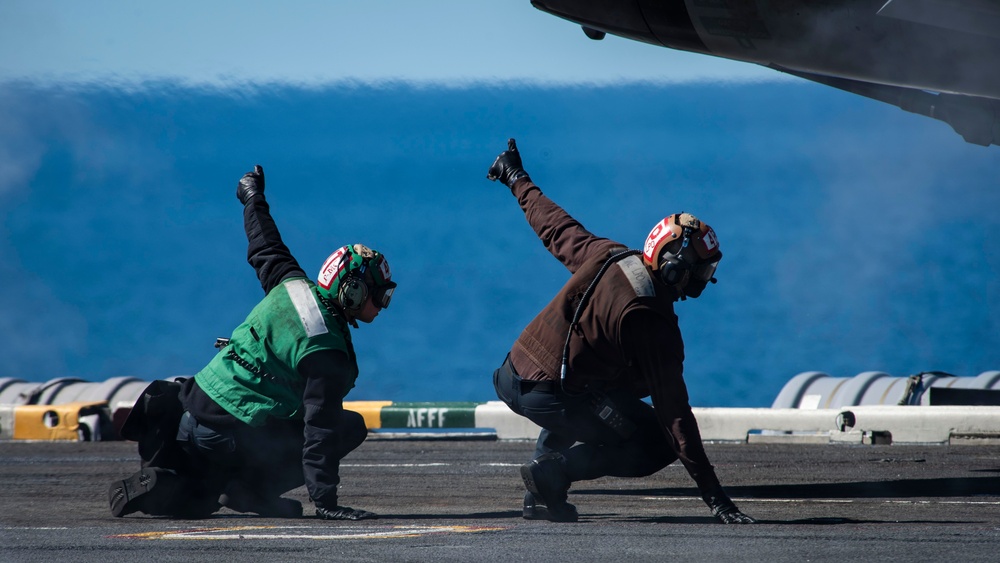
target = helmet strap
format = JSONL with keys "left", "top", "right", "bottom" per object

{"left": 678, "top": 225, "right": 693, "bottom": 256}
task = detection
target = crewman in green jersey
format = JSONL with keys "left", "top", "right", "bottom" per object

{"left": 109, "top": 165, "right": 395, "bottom": 520}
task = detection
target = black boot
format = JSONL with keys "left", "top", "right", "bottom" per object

{"left": 219, "top": 480, "right": 303, "bottom": 518}
{"left": 316, "top": 505, "right": 378, "bottom": 520}
{"left": 523, "top": 490, "right": 579, "bottom": 522}
{"left": 109, "top": 467, "right": 190, "bottom": 517}
{"left": 520, "top": 453, "right": 578, "bottom": 522}
{"left": 487, "top": 138, "right": 530, "bottom": 188}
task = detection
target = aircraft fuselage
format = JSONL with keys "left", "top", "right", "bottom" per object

{"left": 532, "top": 0, "right": 1000, "bottom": 100}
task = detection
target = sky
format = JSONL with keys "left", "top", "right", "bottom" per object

{"left": 0, "top": 0, "right": 778, "bottom": 86}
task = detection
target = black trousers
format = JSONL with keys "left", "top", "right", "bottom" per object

{"left": 175, "top": 409, "right": 367, "bottom": 504}
{"left": 493, "top": 355, "right": 676, "bottom": 483}
{"left": 176, "top": 411, "right": 305, "bottom": 501}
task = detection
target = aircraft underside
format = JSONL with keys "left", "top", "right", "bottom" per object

{"left": 532, "top": 0, "right": 1000, "bottom": 146}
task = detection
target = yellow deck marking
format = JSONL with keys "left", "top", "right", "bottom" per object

{"left": 109, "top": 524, "right": 506, "bottom": 541}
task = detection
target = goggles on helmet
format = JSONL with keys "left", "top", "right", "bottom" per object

{"left": 363, "top": 251, "right": 396, "bottom": 309}
{"left": 372, "top": 284, "right": 395, "bottom": 309}
{"left": 362, "top": 252, "right": 396, "bottom": 309}
{"left": 690, "top": 253, "right": 721, "bottom": 282}
{"left": 677, "top": 225, "right": 722, "bottom": 283}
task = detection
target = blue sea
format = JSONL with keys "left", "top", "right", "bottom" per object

{"left": 1, "top": 81, "right": 998, "bottom": 407}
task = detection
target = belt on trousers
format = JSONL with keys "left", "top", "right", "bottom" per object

{"left": 502, "top": 358, "right": 557, "bottom": 394}
{"left": 517, "top": 377, "right": 556, "bottom": 394}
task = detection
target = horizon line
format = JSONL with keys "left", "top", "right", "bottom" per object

{"left": 0, "top": 73, "right": 797, "bottom": 93}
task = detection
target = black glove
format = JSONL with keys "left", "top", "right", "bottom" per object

{"left": 237, "top": 164, "right": 265, "bottom": 205}
{"left": 703, "top": 487, "right": 756, "bottom": 524}
{"left": 486, "top": 138, "right": 530, "bottom": 188}
{"left": 316, "top": 505, "right": 378, "bottom": 521}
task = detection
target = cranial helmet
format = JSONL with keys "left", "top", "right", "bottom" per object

{"left": 316, "top": 243, "right": 396, "bottom": 312}
{"left": 642, "top": 213, "right": 722, "bottom": 297}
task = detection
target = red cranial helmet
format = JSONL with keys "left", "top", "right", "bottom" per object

{"left": 642, "top": 213, "right": 721, "bottom": 296}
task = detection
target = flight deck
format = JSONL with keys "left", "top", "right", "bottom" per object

{"left": 2, "top": 438, "right": 999, "bottom": 562}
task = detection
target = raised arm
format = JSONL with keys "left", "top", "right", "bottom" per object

{"left": 237, "top": 165, "right": 306, "bottom": 294}
{"left": 487, "top": 139, "right": 610, "bottom": 273}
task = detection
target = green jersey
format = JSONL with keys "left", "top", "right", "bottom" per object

{"left": 195, "top": 277, "right": 357, "bottom": 426}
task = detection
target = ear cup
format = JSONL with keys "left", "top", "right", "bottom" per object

{"left": 658, "top": 254, "right": 690, "bottom": 286}
{"left": 338, "top": 274, "right": 369, "bottom": 311}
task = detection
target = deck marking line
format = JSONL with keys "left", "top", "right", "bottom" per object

{"left": 108, "top": 524, "right": 507, "bottom": 541}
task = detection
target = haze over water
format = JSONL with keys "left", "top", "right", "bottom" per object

{"left": 1, "top": 82, "right": 998, "bottom": 407}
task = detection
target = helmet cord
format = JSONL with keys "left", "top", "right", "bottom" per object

{"left": 560, "top": 248, "right": 641, "bottom": 395}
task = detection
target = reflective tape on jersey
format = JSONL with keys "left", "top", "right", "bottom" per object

{"left": 286, "top": 279, "right": 329, "bottom": 337}
{"left": 617, "top": 255, "right": 655, "bottom": 298}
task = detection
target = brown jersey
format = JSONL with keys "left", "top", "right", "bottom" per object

{"left": 507, "top": 178, "right": 722, "bottom": 492}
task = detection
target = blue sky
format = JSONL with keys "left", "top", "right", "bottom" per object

{"left": 0, "top": 0, "right": 778, "bottom": 86}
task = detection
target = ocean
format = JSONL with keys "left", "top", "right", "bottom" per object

{"left": 1, "top": 81, "right": 998, "bottom": 407}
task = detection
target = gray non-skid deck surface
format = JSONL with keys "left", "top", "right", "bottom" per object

{"left": 2, "top": 439, "right": 999, "bottom": 562}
